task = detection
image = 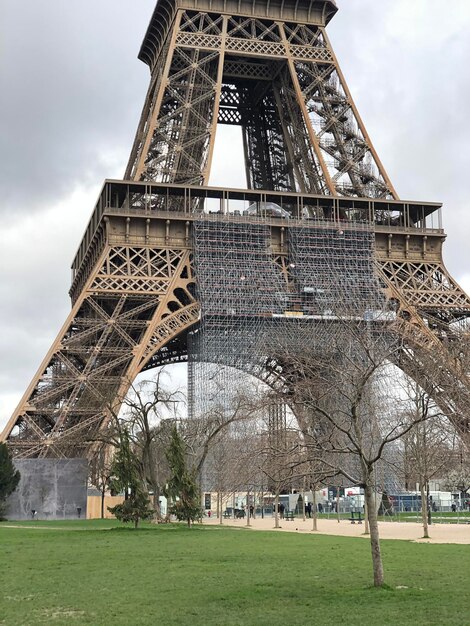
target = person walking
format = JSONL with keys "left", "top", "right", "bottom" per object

{"left": 279, "top": 502, "right": 285, "bottom": 519}
{"left": 306, "top": 502, "right": 312, "bottom": 518}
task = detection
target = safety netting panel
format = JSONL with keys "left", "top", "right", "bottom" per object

{"left": 189, "top": 216, "right": 387, "bottom": 424}
{"left": 288, "top": 223, "right": 385, "bottom": 320}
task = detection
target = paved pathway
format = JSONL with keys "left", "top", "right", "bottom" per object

{"left": 203, "top": 515, "right": 470, "bottom": 544}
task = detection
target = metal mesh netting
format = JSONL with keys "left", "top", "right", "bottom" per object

{"left": 188, "top": 216, "right": 385, "bottom": 424}
{"left": 288, "top": 226, "right": 384, "bottom": 317}
{"left": 188, "top": 219, "right": 285, "bottom": 424}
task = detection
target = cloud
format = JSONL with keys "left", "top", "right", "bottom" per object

{"left": 0, "top": 185, "right": 103, "bottom": 426}
{"left": 0, "top": 0, "right": 155, "bottom": 213}
{"left": 331, "top": 0, "right": 470, "bottom": 283}
{"left": 1, "top": 0, "right": 470, "bottom": 430}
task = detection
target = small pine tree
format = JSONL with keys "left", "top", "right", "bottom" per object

{"left": 0, "top": 443, "right": 21, "bottom": 520}
{"left": 165, "top": 426, "right": 202, "bottom": 527}
{"left": 108, "top": 489, "right": 154, "bottom": 529}
{"left": 107, "top": 431, "right": 153, "bottom": 529}
{"left": 108, "top": 430, "right": 140, "bottom": 497}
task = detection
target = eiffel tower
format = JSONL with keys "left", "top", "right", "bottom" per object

{"left": 2, "top": 0, "right": 470, "bottom": 458}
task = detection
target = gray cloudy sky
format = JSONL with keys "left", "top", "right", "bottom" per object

{"left": 1, "top": 0, "right": 470, "bottom": 431}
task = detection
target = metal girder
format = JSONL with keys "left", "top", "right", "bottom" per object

{"left": 3, "top": 181, "right": 470, "bottom": 456}
{"left": 2, "top": 219, "right": 199, "bottom": 458}
{"left": 125, "top": 9, "right": 395, "bottom": 199}
{"left": 3, "top": 3, "right": 470, "bottom": 457}
{"left": 238, "top": 83, "right": 294, "bottom": 192}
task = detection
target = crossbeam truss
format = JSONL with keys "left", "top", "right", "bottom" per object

{"left": 3, "top": 225, "right": 198, "bottom": 458}
{"left": 126, "top": 9, "right": 396, "bottom": 198}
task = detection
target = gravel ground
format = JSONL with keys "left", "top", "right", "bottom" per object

{"left": 203, "top": 514, "right": 470, "bottom": 544}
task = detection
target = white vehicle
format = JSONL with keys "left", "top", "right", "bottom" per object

{"left": 246, "top": 202, "right": 291, "bottom": 218}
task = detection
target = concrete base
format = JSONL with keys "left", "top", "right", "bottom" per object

{"left": 6, "top": 459, "right": 88, "bottom": 520}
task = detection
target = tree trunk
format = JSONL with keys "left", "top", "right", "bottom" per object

{"left": 146, "top": 442, "right": 162, "bottom": 520}
{"left": 246, "top": 488, "right": 251, "bottom": 527}
{"left": 165, "top": 497, "right": 173, "bottom": 522}
{"left": 364, "top": 498, "right": 369, "bottom": 535}
{"left": 135, "top": 518, "right": 139, "bottom": 529}
{"left": 312, "top": 488, "right": 318, "bottom": 531}
{"left": 199, "top": 493, "right": 204, "bottom": 524}
{"left": 302, "top": 478, "right": 306, "bottom": 521}
{"left": 336, "top": 487, "right": 341, "bottom": 523}
{"left": 219, "top": 492, "right": 223, "bottom": 525}
{"left": 101, "top": 485, "right": 106, "bottom": 519}
{"left": 420, "top": 482, "right": 429, "bottom": 538}
{"left": 274, "top": 491, "right": 280, "bottom": 529}
{"left": 365, "top": 484, "right": 385, "bottom": 587}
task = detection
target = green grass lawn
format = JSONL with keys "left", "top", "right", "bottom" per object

{"left": 1, "top": 520, "right": 469, "bottom": 626}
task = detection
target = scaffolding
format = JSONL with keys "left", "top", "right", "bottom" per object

{"left": 288, "top": 225, "right": 383, "bottom": 318}
{"left": 188, "top": 218, "right": 286, "bottom": 423}
{"left": 188, "top": 214, "right": 385, "bottom": 429}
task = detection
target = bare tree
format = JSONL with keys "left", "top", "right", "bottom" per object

{"left": 93, "top": 369, "right": 185, "bottom": 520}
{"left": 209, "top": 433, "right": 233, "bottom": 523}
{"left": 442, "top": 441, "right": 470, "bottom": 502}
{"left": 283, "top": 322, "right": 436, "bottom": 587}
{"left": 252, "top": 403, "right": 305, "bottom": 528}
{"left": 122, "top": 371, "right": 185, "bottom": 519}
{"left": 188, "top": 392, "right": 262, "bottom": 482}
{"left": 401, "top": 384, "right": 454, "bottom": 537}
{"left": 299, "top": 435, "right": 338, "bottom": 531}
{"left": 89, "top": 443, "right": 113, "bottom": 518}
{"left": 198, "top": 428, "right": 245, "bottom": 523}
{"left": 183, "top": 377, "right": 272, "bottom": 515}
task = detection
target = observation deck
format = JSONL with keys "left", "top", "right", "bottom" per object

{"left": 139, "top": 0, "right": 338, "bottom": 68}
{"left": 70, "top": 180, "right": 444, "bottom": 303}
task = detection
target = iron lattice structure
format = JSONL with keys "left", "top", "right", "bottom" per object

{"left": 2, "top": 0, "right": 470, "bottom": 458}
